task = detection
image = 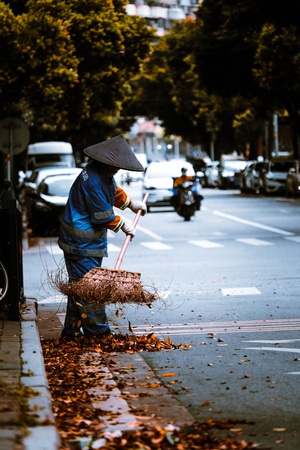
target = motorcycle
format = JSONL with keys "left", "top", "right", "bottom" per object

{"left": 174, "top": 179, "right": 202, "bottom": 221}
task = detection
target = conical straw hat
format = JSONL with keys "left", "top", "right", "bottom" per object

{"left": 84, "top": 135, "right": 144, "bottom": 171}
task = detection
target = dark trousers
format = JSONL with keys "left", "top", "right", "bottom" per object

{"left": 62, "top": 254, "right": 110, "bottom": 336}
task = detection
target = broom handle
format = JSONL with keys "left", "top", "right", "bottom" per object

{"left": 114, "top": 192, "right": 149, "bottom": 270}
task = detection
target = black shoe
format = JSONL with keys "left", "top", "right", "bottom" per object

{"left": 61, "top": 329, "right": 77, "bottom": 339}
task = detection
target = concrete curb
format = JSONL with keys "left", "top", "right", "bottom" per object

{"left": 20, "top": 298, "right": 60, "bottom": 450}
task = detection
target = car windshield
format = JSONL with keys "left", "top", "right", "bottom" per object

{"left": 147, "top": 162, "right": 194, "bottom": 178}
{"left": 41, "top": 176, "right": 75, "bottom": 196}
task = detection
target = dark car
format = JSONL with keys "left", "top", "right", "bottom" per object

{"left": 218, "top": 159, "right": 247, "bottom": 189}
{"left": 26, "top": 170, "right": 81, "bottom": 235}
{"left": 286, "top": 160, "right": 300, "bottom": 197}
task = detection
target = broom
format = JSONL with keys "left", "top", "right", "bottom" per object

{"left": 57, "top": 193, "right": 158, "bottom": 306}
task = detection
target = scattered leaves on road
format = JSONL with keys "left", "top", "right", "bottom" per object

{"left": 42, "top": 333, "right": 257, "bottom": 449}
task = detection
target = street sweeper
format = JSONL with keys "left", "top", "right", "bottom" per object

{"left": 58, "top": 135, "right": 147, "bottom": 338}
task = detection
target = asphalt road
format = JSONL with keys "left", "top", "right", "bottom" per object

{"left": 23, "top": 184, "right": 300, "bottom": 449}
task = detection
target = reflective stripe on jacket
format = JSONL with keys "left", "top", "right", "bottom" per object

{"left": 58, "top": 160, "right": 130, "bottom": 257}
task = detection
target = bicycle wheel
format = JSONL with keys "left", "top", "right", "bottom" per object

{"left": 0, "top": 258, "right": 9, "bottom": 302}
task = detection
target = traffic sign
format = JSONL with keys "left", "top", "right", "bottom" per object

{"left": 0, "top": 117, "right": 30, "bottom": 155}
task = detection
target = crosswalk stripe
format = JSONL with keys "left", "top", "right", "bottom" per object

{"left": 222, "top": 287, "right": 261, "bottom": 296}
{"left": 141, "top": 241, "right": 173, "bottom": 250}
{"left": 46, "top": 245, "right": 63, "bottom": 255}
{"left": 236, "top": 238, "right": 274, "bottom": 246}
{"left": 108, "top": 243, "right": 121, "bottom": 252}
{"left": 42, "top": 234, "right": 299, "bottom": 257}
{"left": 39, "top": 295, "right": 66, "bottom": 304}
{"left": 189, "top": 239, "right": 223, "bottom": 248}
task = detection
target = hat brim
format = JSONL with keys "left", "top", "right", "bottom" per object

{"left": 84, "top": 135, "right": 144, "bottom": 172}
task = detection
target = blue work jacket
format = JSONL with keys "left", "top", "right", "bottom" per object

{"left": 58, "top": 160, "right": 130, "bottom": 257}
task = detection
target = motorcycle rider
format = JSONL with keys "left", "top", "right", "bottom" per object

{"left": 172, "top": 167, "right": 203, "bottom": 210}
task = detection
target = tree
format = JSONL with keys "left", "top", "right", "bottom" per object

{"left": 123, "top": 20, "right": 239, "bottom": 157}
{"left": 0, "top": 2, "right": 24, "bottom": 115}
{"left": 254, "top": 25, "right": 300, "bottom": 158}
{"left": 0, "top": 0, "right": 154, "bottom": 153}
{"left": 193, "top": 0, "right": 300, "bottom": 157}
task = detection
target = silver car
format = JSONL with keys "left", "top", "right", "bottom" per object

{"left": 259, "top": 160, "right": 297, "bottom": 194}
{"left": 142, "top": 159, "right": 196, "bottom": 211}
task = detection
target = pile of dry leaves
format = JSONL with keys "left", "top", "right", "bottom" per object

{"left": 41, "top": 333, "right": 257, "bottom": 449}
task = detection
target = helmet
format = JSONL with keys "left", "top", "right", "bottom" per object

{"left": 83, "top": 135, "right": 144, "bottom": 171}
{"left": 181, "top": 167, "right": 188, "bottom": 174}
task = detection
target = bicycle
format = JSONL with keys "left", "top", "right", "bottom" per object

{"left": 0, "top": 179, "right": 11, "bottom": 304}
{"left": 0, "top": 258, "right": 9, "bottom": 303}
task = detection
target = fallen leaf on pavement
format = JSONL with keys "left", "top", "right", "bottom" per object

{"left": 41, "top": 333, "right": 257, "bottom": 449}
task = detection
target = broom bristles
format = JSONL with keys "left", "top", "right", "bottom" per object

{"left": 57, "top": 267, "right": 158, "bottom": 306}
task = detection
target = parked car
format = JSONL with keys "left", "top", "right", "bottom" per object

{"left": 240, "top": 161, "right": 257, "bottom": 193}
{"left": 22, "top": 168, "right": 82, "bottom": 235}
{"left": 203, "top": 161, "right": 219, "bottom": 188}
{"left": 116, "top": 152, "right": 148, "bottom": 186}
{"left": 240, "top": 160, "right": 269, "bottom": 193}
{"left": 20, "top": 167, "right": 81, "bottom": 198}
{"left": 142, "top": 159, "right": 198, "bottom": 211}
{"left": 259, "top": 160, "right": 297, "bottom": 194}
{"left": 286, "top": 160, "right": 300, "bottom": 197}
{"left": 218, "top": 159, "right": 247, "bottom": 189}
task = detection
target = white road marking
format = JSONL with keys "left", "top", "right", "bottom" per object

{"left": 213, "top": 210, "right": 294, "bottom": 236}
{"left": 141, "top": 241, "right": 173, "bottom": 250}
{"left": 244, "top": 340, "right": 300, "bottom": 375}
{"left": 158, "top": 290, "right": 172, "bottom": 299}
{"left": 108, "top": 243, "right": 121, "bottom": 252}
{"left": 39, "top": 295, "right": 67, "bottom": 304}
{"left": 245, "top": 339, "right": 300, "bottom": 343}
{"left": 43, "top": 233, "right": 299, "bottom": 257}
{"left": 46, "top": 245, "right": 63, "bottom": 255}
{"left": 189, "top": 240, "right": 223, "bottom": 248}
{"left": 222, "top": 287, "right": 261, "bottom": 296}
{"left": 57, "top": 313, "right": 66, "bottom": 325}
{"left": 236, "top": 238, "right": 274, "bottom": 246}
{"left": 285, "top": 236, "right": 300, "bottom": 243}
{"left": 137, "top": 225, "right": 164, "bottom": 241}
{"left": 245, "top": 347, "right": 300, "bottom": 354}
{"left": 117, "top": 318, "right": 300, "bottom": 336}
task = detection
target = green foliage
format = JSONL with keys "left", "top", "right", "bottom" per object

{"left": 123, "top": 0, "right": 300, "bottom": 156}
{"left": 2, "top": 0, "right": 300, "bottom": 157}
{"left": 0, "top": 0, "right": 153, "bottom": 151}
{"left": 0, "top": 2, "right": 23, "bottom": 110}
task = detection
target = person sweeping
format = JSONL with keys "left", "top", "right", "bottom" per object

{"left": 58, "top": 135, "right": 147, "bottom": 338}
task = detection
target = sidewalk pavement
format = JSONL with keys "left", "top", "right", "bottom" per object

{"left": 0, "top": 298, "right": 60, "bottom": 450}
